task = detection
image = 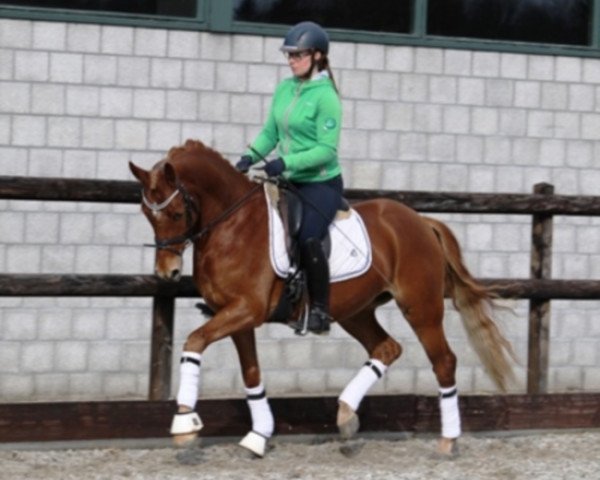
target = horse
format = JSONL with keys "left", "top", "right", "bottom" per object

{"left": 129, "top": 139, "right": 515, "bottom": 457}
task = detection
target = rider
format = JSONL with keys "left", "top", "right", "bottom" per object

{"left": 236, "top": 21, "right": 343, "bottom": 334}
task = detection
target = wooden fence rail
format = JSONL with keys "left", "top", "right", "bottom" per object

{"left": 0, "top": 274, "right": 599, "bottom": 300}
{"left": 1, "top": 176, "right": 599, "bottom": 400}
{"left": 2, "top": 393, "right": 600, "bottom": 443}
{"left": 2, "top": 175, "right": 600, "bottom": 214}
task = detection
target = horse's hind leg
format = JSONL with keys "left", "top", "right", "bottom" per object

{"left": 400, "top": 296, "right": 460, "bottom": 456}
{"left": 336, "top": 307, "right": 402, "bottom": 439}
{"left": 231, "top": 330, "right": 274, "bottom": 457}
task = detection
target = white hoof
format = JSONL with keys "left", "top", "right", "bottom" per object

{"left": 170, "top": 412, "right": 203, "bottom": 448}
{"left": 170, "top": 411, "right": 203, "bottom": 436}
{"left": 239, "top": 431, "right": 269, "bottom": 457}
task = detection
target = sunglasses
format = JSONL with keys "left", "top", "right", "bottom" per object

{"left": 283, "top": 50, "right": 312, "bottom": 60}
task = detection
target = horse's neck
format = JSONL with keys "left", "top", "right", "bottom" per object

{"left": 184, "top": 160, "right": 255, "bottom": 224}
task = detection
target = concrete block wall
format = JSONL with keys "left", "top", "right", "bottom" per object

{"left": 0, "top": 18, "right": 598, "bottom": 402}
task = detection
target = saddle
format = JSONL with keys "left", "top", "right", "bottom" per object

{"left": 197, "top": 182, "right": 370, "bottom": 335}
{"left": 277, "top": 184, "right": 349, "bottom": 265}
{"left": 195, "top": 185, "right": 333, "bottom": 334}
{"left": 266, "top": 183, "right": 349, "bottom": 334}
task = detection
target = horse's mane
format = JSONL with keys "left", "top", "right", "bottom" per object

{"left": 160, "top": 139, "right": 252, "bottom": 192}
{"left": 166, "top": 139, "right": 228, "bottom": 167}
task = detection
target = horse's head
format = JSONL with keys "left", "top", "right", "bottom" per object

{"left": 130, "top": 139, "right": 257, "bottom": 281}
{"left": 129, "top": 158, "right": 198, "bottom": 281}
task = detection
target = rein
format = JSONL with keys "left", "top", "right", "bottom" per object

{"left": 143, "top": 181, "right": 263, "bottom": 255}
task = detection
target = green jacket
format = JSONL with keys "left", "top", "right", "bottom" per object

{"left": 246, "top": 74, "right": 342, "bottom": 183}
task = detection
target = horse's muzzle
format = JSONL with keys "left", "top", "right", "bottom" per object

{"left": 160, "top": 269, "right": 182, "bottom": 282}
{"left": 155, "top": 253, "right": 183, "bottom": 282}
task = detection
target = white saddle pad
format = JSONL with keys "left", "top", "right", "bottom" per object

{"left": 264, "top": 185, "right": 372, "bottom": 283}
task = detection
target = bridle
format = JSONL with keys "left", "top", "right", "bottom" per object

{"left": 142, "top": 179, "right": 200, "bottom": 256}
{"left": 142, "top": 180, "right": 263, "bottom": 256}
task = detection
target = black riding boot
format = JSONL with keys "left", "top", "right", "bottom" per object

{"left": 301, "top": 237, "right": 331, "bottom": 334}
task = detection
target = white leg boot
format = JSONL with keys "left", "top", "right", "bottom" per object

{"left": 239, "top": 382, "right": 274, "bottom": 457}
{"left": 170, "top": 352, "right": 203, "bottom": 446}
{"left": 437, "top": 385, "right": 461, "bottom": 456}
{"left": 337, "top": 359, "right": 387, "bottom": 438}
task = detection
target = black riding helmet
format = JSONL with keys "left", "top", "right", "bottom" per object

{"left": 280, "top": 21, "right": 329, "bottom": 54}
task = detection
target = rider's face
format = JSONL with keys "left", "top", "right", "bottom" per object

{"left": 286, "top": 50, "right": 320, "bottom": 77}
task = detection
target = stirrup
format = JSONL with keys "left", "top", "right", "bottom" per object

{"left": 307, "top": 306, "right": 331, "bottom": 334}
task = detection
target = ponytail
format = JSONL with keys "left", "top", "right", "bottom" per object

{"left": 317, "top": 54, "right": 339, "bottom": 95}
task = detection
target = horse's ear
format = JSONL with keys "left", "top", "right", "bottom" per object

{"left": 129, "top": 161, "right": 149, "bottom": 185}
{"left": 164, "top": 162, "right": 177, "bottom": 188}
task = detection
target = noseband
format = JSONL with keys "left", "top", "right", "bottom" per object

{"left": 143, "top": 188, "right": 180, "bottom": 211}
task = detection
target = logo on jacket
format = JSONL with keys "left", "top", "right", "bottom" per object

{"left": 324, "top": 118, "right": 337, "bottom": 130}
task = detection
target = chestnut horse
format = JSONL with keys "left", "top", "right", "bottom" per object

{"left": 129, "top": 139, "right": 515, "bottom": 457}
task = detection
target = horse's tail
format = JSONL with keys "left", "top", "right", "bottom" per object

{"left": 425, "top": 217, "right": 517, "bottom": 392}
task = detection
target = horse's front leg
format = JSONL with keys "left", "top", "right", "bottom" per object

{"left": 169, "top": 301, "right": 270, "bottom": 451}
{"left": 231, "top": 330, "right": 274, "bottom": 457}
{"left": 169, "top": 345, "right": 203, "bottom": 448}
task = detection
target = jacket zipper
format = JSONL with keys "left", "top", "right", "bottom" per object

{"left": 281, "top": 82, "right": 303, "bottom": 155}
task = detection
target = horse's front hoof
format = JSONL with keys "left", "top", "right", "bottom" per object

{"left": 170, "top": 411, "right": 203, "bottom": 448}
{"left": 337, "top": 401, "right": 360, "bottom": 440}
{"left": 436, "top": 437, "right": 459, "bottom": 458}
{"left": 339, "top": 439, "right": 365, "bottom": 458}
{"left": 172, "top": 432, "right": 199, "bottom": 448}
{"left": 239, "top": 431, "right": 269, "bottom": 457}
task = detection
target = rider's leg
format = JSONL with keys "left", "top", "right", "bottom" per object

{"left": 294, "top": 176, "right": 343, "bottom": 334}
{"left": 300, "top": 237, "right": 331, "bottom": 333}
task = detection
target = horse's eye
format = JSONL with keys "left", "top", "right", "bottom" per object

{"left": 172, "top": 212, "right": 184, "bottom": 221}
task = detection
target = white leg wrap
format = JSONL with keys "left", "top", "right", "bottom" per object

{"left": 244, "top": 382, "right": 274, "bottom": 438}
{"left": 339, "top": 359, "right": 387, "bottom": 412}
{"left": 439, "top": 385, "right": 461, "bottom": 439}
{"left": 176, "top": 351, "right": 202, "bottom": 409}
{"left": 239, "top": 382, "right": 274, "bottom": 457}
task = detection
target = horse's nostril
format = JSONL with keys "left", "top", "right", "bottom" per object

{"left": 171, "top": 269, "right": 181, "bottom": 280}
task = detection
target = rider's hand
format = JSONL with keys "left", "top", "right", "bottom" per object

{"left": 235, "top": 155, "right": 253, "bottom": 173}
{"left": 264, "top": 158, "right": 286, "bottom": 177}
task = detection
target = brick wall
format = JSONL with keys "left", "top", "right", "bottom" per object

{"left": 0, "top": 18, "right": 598, "bottom": 401}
